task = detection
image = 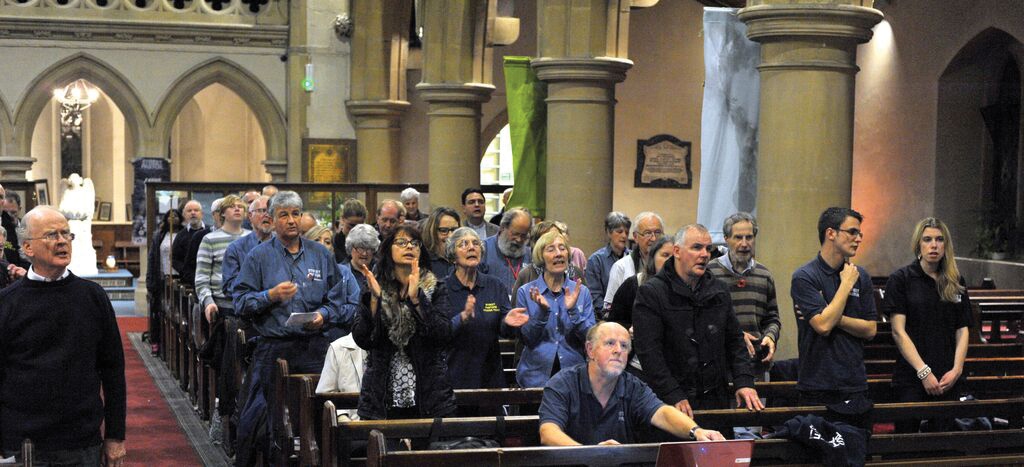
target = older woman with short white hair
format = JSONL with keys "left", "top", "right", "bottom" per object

{"left": 343, "top": 223, "right": 380, "bottom": 294}
{"left": 443, "top": 227, "right": 528, "bottom": 390}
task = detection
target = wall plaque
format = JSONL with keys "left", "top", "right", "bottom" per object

{"left": 634, "top": 134, "right": 692, "bottom": 189}
{"left": 302, "top": 138, "right": 356, "bottom": 183}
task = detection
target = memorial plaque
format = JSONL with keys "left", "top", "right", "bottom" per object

{"left": 635, "top": 134, "right": 692, "bottom": 189}
{"left": 302, "top": 138, "right": 355, "bottom": 205}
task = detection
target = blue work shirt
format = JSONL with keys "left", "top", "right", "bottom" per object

{"left": 516, "top": 276, "right": 595, "bottom": 388}
{"left": 221, "top": 232, "right": 273, "bottom": 314}
{"left": 234, "top": 237, "right": 356, "bottom": 338}
{"left": 445, "top": 272, "right": 515, "bottom": 389}
{"left": 539, "top": 363, "right": 664, "bottom": 445}
{"left": 585, "top": 244, "right": 625, "bottom": 314}
{"left": 479, "top": 235, "right": 531, "bottom": 295}
{"left": 791, "top": 254, "right": 877, "bottom": 392}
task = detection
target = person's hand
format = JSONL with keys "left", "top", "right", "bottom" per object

{"left": 840, "top": 262, "right": 859, "bottom": 287}
{"left": 674, "top": 399, "right": 693, "bottom": 418}
{"left": 103, "top": 439, "right": 126, "bottom": 466}
{"left": 938, "top": 367, "right": 962, "bottom": 393}
{"left": 736, "top": 387, "right": 764, "bottom": 411}
{"left": 760, "top": 336, "right": 776, "bottom": 363}
{"left": 407, "top": 262, "right": 420, "bottom": 302}
{"left": 461, "top": 295, "right": 477, "bottom": 321}
{"left": 204, "top": 303, "right": 218, "bottom": 323}
{"left": 922, "top": 372, "right": 942, "bottom": 396}
{"left": 597, "top": 439, "right": 621, "bottom": 445}
{"left": 268, "top": 281, "right": 298, "bottom": 302}
{"left": 304, "top": 313, "right": 325, "bottom": 331}
{"left": 529, "top": 287, "right": 550, "bottom": 311}
{"left": 504, "top": 307, "right": 529, "bottom": 327}
{"left": 564, "top": 282, "right": 582, "bottom": 310}
{"left": 742, "top": 331, "right": 758, "bottom": 357}
{"left": 7, "top": 263, "right": 25, "bottom": 279}
{"left": 695, "top": 428, "right": 725, "bottom": 441}
{"left": 360, "top": 263, "right": 382, "bottom": 298}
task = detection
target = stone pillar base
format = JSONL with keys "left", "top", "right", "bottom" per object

{"left": 532, "top": 58, "right": 631, "bottom": 254}
{"left": 347, "top": 100, "right": 411, "bottom": 183}
{"left": 417, "top": 83, "right": 495, "bottom": 209}
{"left": 262, "top": 159, "right": 288, "bottom": 182}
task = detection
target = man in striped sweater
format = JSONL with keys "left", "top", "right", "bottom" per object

{"left": 195, "top": 194, "right": 250, "bottom": 444}
{"left": 707, "top": 212, "right": 781, "bottom": 375}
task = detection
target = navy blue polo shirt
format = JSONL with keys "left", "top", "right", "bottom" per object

{"left": 446, "top": 272, "right": 514, "bottom": 389}
{"left": 791, "top": 254, "right": 877, "bottom": 392}
{"left": 539, "top": 363, "right": 665, "bottom": 445}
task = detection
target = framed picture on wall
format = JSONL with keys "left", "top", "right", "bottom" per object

{"left": 302, "top": 138, "right": 356, "bottom": 184}
{"left": 98, "top": 202, "right": 112, "bottom": 222}
{"left": 34, "top": 181, "right": 49, "bottom": 206}
{"left": 634, "top": 134, "right": 693, "bottom": 189}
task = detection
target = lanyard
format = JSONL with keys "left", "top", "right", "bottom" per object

{"left": 505, "top": 256, "right": 521, "bottom": 280}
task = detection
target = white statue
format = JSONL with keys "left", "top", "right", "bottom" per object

{"left": 59, "top": 173, "right": 98, "bottom": 276}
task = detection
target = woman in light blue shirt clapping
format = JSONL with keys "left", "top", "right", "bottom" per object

{"left": 516, "top": 230, "right": 596, "bottom": 388}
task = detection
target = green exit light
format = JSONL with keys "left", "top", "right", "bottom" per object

{"left": 303, "top": 63, "right": 314, "bottom": 92}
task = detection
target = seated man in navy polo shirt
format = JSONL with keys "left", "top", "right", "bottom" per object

{"left": 538, "top": 322, "right": 725, "bottom": 445}
{"left": 791, "top": 207, "right": 878, "bottom": 406}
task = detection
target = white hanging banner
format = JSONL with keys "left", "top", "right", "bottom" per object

{"left": 697, "top": 7, "right": 761, "bottom": 242}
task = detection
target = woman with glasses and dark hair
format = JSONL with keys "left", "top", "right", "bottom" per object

{"left": 885, "top": 217, "right": 973, "bottom": 433}
{"left": 443, "top": 227, "right": 529, "bottom": 392}
{"left": 607, "top": 236, "right": 674, "bottom": 379}
{"left": 352, "top": 224, "right": 456, "bottom": 419}
{"left": 421, "top": 207, "right": 461, "bottom": 279}
{"left": 145, "top": 208, "right": 182, "bottom": 354}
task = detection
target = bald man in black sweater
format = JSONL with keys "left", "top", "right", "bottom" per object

{"left": 0, "top": 206, "right": 126, "bottom": 466}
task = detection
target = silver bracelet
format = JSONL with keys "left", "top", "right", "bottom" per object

{"left": 917, "top": 365, "right": 932, "bottom": 380}
{"left": 689, "top": 425, "right": 701, "bottom": 440}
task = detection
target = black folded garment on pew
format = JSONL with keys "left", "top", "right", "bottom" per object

{"left": 427, "top": 416, "right": 504, "bottom": 450}
{"left": 767, "top": 414, "right": 869, "bottom": 467}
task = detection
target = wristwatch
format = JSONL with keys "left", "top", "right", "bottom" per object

{"left": 689, "top": 425, "right": 701, "bottom": 440}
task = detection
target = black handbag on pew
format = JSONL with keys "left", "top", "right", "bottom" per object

{"left": 427, "top": 416, "right": 505, "bottom": 450}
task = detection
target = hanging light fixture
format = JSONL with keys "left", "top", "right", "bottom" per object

{"left": 53, "top": 79, "right": 100, "bottom": 111}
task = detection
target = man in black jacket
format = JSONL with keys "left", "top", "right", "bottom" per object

{"left": 633, "top": 224, "right": 763, "bottom": 420}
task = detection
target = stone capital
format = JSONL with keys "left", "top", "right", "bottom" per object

{"left": 738, "top": 4, "right": 883, "bottom": 44}
{"left": 415, "top": 83, "right": 495, "bottom": 104}
{"left": 262, "top": 159, "right": 288, "bottom": 182}
{"left": 530, "top": 57, "right": 633, "bottom": 84}
{"left": 345, "top": 100, "right": 411, "bottom": 128}
{"left": 0, "top": 156, "right": 37, "bottom": 180}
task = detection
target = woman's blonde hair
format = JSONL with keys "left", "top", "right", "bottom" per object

{"left": 532, "top": 229, "right": 570, "bottom": 267}
{"left": 911, "top": 217, "right": 964, "bottom": 302}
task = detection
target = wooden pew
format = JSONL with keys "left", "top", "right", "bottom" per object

{"left": 366, "top": 430, "right": 1024, "bottom": 467}
{"left": 864, "top": 357, "right": 1024, "bottom": 377}
{"left": 863, "top": 342, "right": 1023, "bottom": 360}
{"left": 323, "top": 397, "right": 1024, "bottom": 467}
{"left": 978, "top": 301, "right": 1024, "bottom": 343}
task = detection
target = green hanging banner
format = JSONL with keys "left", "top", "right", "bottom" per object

{"left": 502, "top": 56, "right": 547, "bottom": 218}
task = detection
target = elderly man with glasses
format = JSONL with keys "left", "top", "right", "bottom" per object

{"left": 480, "top": 207, "right": 532, "bottom": 294}
{"left": 0, "top": 206, "right": 127, "bottom": 466}
{"left": 603, "top": 212, "right": 665, "bottom": 313}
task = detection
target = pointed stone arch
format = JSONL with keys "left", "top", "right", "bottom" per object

{"left": 0, "top": 90, "right": 13, "bottom": 157}
{"left": 153, "top": 58, "right": 287, "bottom": 180}
{"left": 12, "top": 53, "right": 150, "bottom": 164}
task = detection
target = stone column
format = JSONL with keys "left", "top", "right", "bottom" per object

{"left": 0, "top": 155, "right": 35, "bottom": 180}
{"left": 738, "top": 0, "right": 882, "bottom": 359}
{"left": 417, "top": 0, "right": 500, "bottom": 208}
{"left": 532, "top": 0, "right": 638, "bottom": 254}
{"left": 346, "top": 0, "right": 412, "bottom": 183}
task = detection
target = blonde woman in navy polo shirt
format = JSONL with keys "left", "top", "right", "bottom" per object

{"left": 884, "top": 218, "right": 972, "bottom": 433}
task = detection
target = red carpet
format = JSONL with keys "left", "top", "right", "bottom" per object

{"left": 118, "top": 317, "right": 204, "bottom": 466}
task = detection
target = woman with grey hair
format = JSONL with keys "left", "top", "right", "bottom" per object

{"left": 443, "top": 227, "right": 529, "bottom": 392}
{"left": 400, "top": 187, "right": 424, "bottom": 222}
{"left": 343, "top": 223, "right": 380, "bottom": 293}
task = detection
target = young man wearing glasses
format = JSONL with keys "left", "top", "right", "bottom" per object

{"left": 791, "top": 207, "right": 878, "bottom": 406}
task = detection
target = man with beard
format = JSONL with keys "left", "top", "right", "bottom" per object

{"left": 791, "top": 207, "right": 876, "bottom": 406}
{"left": 633, "top": 225, "right": 762, "bottom": 428}
{"left": 586, "top": 212, "right": 631, "bottom": 316}
{"left": 462, "top": 188, "right": 499, "bottom": 238}
{"left": 538, "top": 322, "right": 725, "bottom": 446}
{"left": 480, "top": 207, "right": 532, "bottom": 294}
{"left": 172, "top": 199, "right": 211, "bottom": 283}
{"left": 603, "top": 212, "right": 664, "bottom": 311}
{"left": 707, "top": 212, "right": 781, "bottom": 375}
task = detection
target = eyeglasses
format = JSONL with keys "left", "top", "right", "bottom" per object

{"left": 437, "top": 227, "right": 458, "bottom": 234}
{"left": 250, "top": 208, "right": 268, "bottom": 214}
{"left": 638, "top": 230, "right": 664, "bottom": 239}
{"left": 394, "top": 239, "right": 421, "bottom": 249}
{"left": 28, "top": 230, "right": 75, "bottom": 242}
{"left": 457, "top": 239, "right": 482, "bottom": 249}
{"left": 837, "top": 228, "right": 864, "bottom": 238}
{"left": 352, "top": 246, "right": 375, "bottom": 255}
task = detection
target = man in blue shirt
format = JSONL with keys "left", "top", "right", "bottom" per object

{"left": 791, "top": 207, "right": 878, "bottom": 406}
{"left": 585, "top": 212, "right": 630, "bottom": 315}
{"left": 480, "top": 207, "right": 532, "bottom": 294}
{"left": 539, "top": 322, "right": 724, "bottom": 445}
{"left": 233, "top": 191, "right": 356, "bottom": 463}
{"left": 222, "top": 196, "right": 273, "bottom": 301}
